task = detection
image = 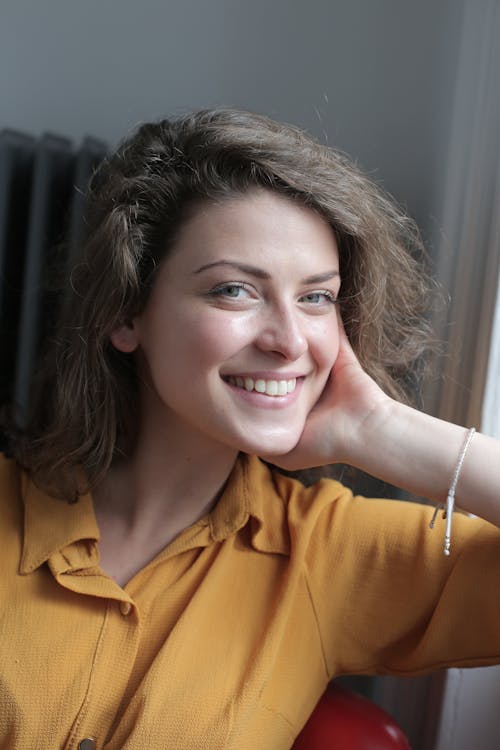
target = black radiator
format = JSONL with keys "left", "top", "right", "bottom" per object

{"left": 0, "top": 130, "right": 107, "bottom": 429}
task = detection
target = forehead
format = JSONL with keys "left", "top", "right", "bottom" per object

{"left": 166, "top": 189, "right": 339, "bottom": 272}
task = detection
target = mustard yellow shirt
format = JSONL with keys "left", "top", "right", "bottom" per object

{"left": 1, "top": 452, "right": 500, "bottom": 749}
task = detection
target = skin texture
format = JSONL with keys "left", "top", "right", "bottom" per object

{"left": 112, "top": 189, "right": 342, "bottom": 459}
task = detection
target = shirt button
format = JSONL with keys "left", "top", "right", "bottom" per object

{"left": 78, "top": 739, "right": 96, "bottom": 750}
{"left": 120, "top": 600, "right": 132, "bottom": 616}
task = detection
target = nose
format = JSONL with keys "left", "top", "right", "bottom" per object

{"left": 255, "top": 303, "right": 308, "bottom": 361}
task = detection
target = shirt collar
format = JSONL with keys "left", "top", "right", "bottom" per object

{"left": 20, "top": 472, "right": 99, "bottom": 574}
{"left": 20, "top": 453, "right": 289, "bottom": 575}
{"left": 209, "top": 454, "right": 290, "bottom": 555}
{"left": 208, "top": 453, "right": 251, "bottom": 541}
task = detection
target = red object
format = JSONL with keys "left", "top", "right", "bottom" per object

{"left": 292, "top": 683, "right": 411, "bottom": 749}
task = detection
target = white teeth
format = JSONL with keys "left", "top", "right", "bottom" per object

{"left": 266, "top": 380, "right": 278, "bottom": 396}
{"left": 227, "top": 376, "right": 298, "bottom": 396}
{"left": 277, "top": 380, "right": 288, "bottom": 396}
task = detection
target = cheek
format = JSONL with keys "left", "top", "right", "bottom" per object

{"left": 311, "top": 314, "right": 340, "bottom": 370}
{"left": 164, "top": 310, "right": 254, "bottom": 365}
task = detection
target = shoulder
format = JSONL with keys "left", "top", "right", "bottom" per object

{"left": 247, "top": 456, "right": 492, "bottom": 562}
{"left": 253, "top": 456, "right": 420, "bottom": 533}
{"left": 246, "top": 455, "right": 418, "bottom": 556}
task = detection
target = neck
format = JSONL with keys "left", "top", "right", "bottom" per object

{"left": 92, "top": 395, "right": 239, "bottom": 586}
{"left": 94, "top": 393, "right": 238, "bottom": 540}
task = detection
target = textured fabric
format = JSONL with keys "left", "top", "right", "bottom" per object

{"left": 1, "top": 453, "right": 500, "bottom": 749}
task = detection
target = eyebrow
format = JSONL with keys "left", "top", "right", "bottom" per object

{"left": 193, "top": 260, "right": 340, "bottom": 284}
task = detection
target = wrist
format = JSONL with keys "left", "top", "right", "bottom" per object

{"left": 340, "top": 390, "right": 397, "bottom": 468}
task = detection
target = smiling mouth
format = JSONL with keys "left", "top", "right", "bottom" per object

{"left": 224, "top": 376, "right": 297, "bottom": 396}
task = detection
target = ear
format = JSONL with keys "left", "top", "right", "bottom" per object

{"left": 110, "top": 321, "right": 139, "bottom": 353}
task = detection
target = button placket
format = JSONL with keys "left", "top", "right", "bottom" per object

{"left": 66, "top": 599, "right": 140, "bottom": 749}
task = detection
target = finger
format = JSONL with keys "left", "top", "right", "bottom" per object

{"left": 335, "top": 317, "right": 361, "bottom": 368}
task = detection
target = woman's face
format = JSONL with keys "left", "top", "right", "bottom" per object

{"left": 113, "top": 190, "right": 341, "bottom": 457}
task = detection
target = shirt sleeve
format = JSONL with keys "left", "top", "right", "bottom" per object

{"left": 292, "top": 480, "right": 500, "bottom": 679}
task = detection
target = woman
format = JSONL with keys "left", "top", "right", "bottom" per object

{"left": 1, "top": 109, "right": 499, "bottom": 749}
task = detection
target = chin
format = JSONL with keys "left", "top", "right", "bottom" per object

{"left": 233, "top": 429, "right": 302, "bottom": 459}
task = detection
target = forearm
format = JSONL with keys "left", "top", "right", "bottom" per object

{"left": 347, "top": 400, "right": 500, "bottom": 527}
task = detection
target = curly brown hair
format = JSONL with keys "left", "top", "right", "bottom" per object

{"left": 10, "top": 108, "right": 436, "bottom": 499}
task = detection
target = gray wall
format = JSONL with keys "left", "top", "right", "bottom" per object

{"left": 1, "top": 0, "right": 464, "bottom": 245}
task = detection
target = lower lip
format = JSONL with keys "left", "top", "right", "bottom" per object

{"left": 223, "top": 378, "right": 304, "bottom": 409}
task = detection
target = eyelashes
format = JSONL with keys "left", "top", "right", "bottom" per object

{"left": 208, "top": 282, "right": 253, "bottom": 300}
{"left": 208, "top": 282, "right": 337, "bottom": 305}
{"left": 299, "top": 290, "right": 337, "bottom": 305}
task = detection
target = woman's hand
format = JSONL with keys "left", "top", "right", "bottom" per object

{"left": 263, "top": 324, "right": 391, "bottom": 471}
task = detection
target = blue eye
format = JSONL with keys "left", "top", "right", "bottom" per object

{"left": 221, "top": 284, "right": 243, "bottom": 298}
{"left": 300, "top": 290, "right": 337, "bottom": 305}
{"left": 209, "top": 282, "right": 251, "bottom": 299}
